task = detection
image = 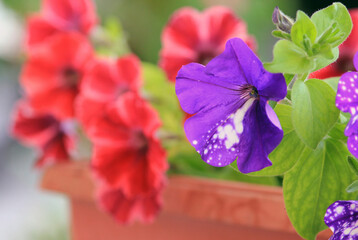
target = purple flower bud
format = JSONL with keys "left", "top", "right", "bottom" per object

{"left": 272, "top": 6, "right": 294, "bottom": 33}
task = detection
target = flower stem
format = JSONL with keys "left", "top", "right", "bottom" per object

{"left": 288, "top": 73, "right": 309, "bottom": 90}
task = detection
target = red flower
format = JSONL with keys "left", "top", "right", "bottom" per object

{"left": 12, "top": 100, "right": 74, "bottom": 167}
{"left": 309, "top": 9, "right": 358, "bottom": 79}
{"left": 21, "top": 32, "right": 94, "bottom": 120}
{"left": 26, "top": 0, "right": 97, "bottom": 48}
{"left": 159, "top": 6, "right": 256, "bottom": 81}
{"left": 77, "top": 54, "right": 142, "bottom": 129}
{"left": 87, "top": 92, "right": 167, "bottom": 223}
{"left": 97, "top": 184, "right": 163, "bottom": 224}
{"left": 88, "top": 92, "right": 168, "bottom": 197}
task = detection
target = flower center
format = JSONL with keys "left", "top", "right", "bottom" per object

{"left": 238, "top": 84, "right": 259, "bottom": 100}
{"left": 131, "top": 130, "right": 149, "bottom": 153}
{"left": 62, "top": 67, "right": 80, "bottom": 88}
{"left": 336, "top": 54, "right": 355, "bottom": 73}
{"left": 196, "top": 45, "right": 218, "bottom": 65}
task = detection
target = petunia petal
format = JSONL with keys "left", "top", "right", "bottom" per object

{"left": 324, "top": 201, "right": 358, "bottom": 239}
{"left": 176, "top": 62, "right": 239, "bottom": 115}
{"left": 236, "top": 101, "right": 282, "bottom": 173}
{"left": 204, "top": 38, "right": 256, "bottom": 85}
{"left": 354, "top": 52, "right": 358, "bottom": 71}
{"left": 26, "top": 15, "right": 58, "bottom": 49}
{"left": 336, "top": 72, "right": 358, "bottom": 113}
{"left": 203, "top": 6, "right": 254, "bottom": 50}
{"left": 347, "top": 133, "right": 358, "bottom": 158}
{"left": 97, "top": 185, "right": 162, "bottom": 224}
{"left": 256, "top": 70, "right": 287, "bottom": 101}
{"left": 161, "top": 7, "right": 201, "bottom": 50}
{"left": 183, "top": 97, "right": 246, "bottom": 167}
{"left": 110, "top": 92, "right": 161, "bottom": 137}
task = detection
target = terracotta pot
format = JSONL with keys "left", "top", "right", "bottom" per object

{"left": 40, "top": 161, "right": 332, "bottom": 240}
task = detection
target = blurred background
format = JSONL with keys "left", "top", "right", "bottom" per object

{"left": 0, "top": 0, "right": 357, "bottom": 239}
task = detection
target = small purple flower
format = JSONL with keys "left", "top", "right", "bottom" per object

{"left": 325, "top": 200, "right": 358, "bottom": 239}
{"left": 175, "top": 38, "right": 287, "bottom": 173}
{"left": 336, "top": 52, "right": 358, "bottom": 158}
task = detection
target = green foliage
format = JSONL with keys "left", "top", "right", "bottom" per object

{"left": 263, "top": 40, "right": 313, "bottom": 74}
{"left": 291, "top": 11, "right": 317, "bottom": 50}
{"left": 346, "top": 180, "right": 358, "bottom": 193}
{"left": 348, "top": 156, "right": 358, "bottom": 176}
{"left": 142, "top": 62, "right": 184, "bottom": 138}
{"left": 311, "top": 2, "right": 352, "bottom": 48}
{"left": 291, "top": 79, "right": 339, "bottom": 149}
{"left": 265, "top": 2, "right": 352, "bottom": 75}
{"left": 93, "top": 18, "right": 131, "bottom": 57}
{"left": 250, "top": 104, "right": 306, "bottom": 177}
{"left": 284, "top": 138, "right": 357, "bottom": 240}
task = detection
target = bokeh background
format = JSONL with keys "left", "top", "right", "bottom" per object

{"left": 0, "top": 0, "right": 357, "bottom": 239}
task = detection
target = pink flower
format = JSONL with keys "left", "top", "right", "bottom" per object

{"left": 21, "top": 32, "right": 94, "bottom": 120}
{"left": 159, "top": 6, "right": 256, "bottom": 82}
{"left": 26, "top": 0, "right": 97, "bottom": 49}
{"left": 87, "top": 92, "right": 168, "bottom": 223}
{"left": 77, "top": 54, "right": 142, "bottom": 129}
{"left": 11, "top": 100, "right": 74, "bottom": 167}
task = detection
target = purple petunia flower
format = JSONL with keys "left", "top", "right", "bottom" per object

{"left": 175, "top": 38, "right": 287, "bottom": 173}
{"left": 336, "top": 52, "right": 358, "bottom": 158}
{"left": 325, "top": 200, "right": 358, "bottom": 239}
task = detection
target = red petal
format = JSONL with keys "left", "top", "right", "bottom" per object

{"left": 42, "top": 0, "right": 97, "bottom": 34}
{"left": 308, "top": 64, "right": 342, "bottom": 79}
{"left": 30, "top": 88, "right": 77, "bottom": 120}
{"left": 97, "top": 185, "right": 162, "bottom": 224}
{"left": 81, "top": 59, "right": 121, "bottom": 101}
{"left": 35, "top": 132, "right": 72, "bottom": 168}
{"left": 161, "top": 7, "right": 201, "bottom": 50}
{"left": 75, "top": 96, "right": 105, "bottom": 130}
{"left": 87, "top": 109, "right": 131, "bottom": 146}
{"left": 115, "top": 54, "right": 142, "bottom": 91}
{"left": 12, "top": 101, "right": 60, "bottom": 147}
{"left": 109, "top": 92, "right": 161, "bottom": 137}
{"left": 26, "top": 15, "right": 58, "bottom": 49}
{"left": 341, "top": 9, "right": 358, "bottom": 54}
{"left": 92, "top": 146, "right": 148, "bottom": 195}
{"left": 203, "top": 6, "right": 255, "bottom": 50}
{"left": 158, "top": 54, "right": 196, "bottom": 82}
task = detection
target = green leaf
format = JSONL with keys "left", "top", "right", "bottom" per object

{"left": 249, "top": 105, "right": 307, "bottom": 177}
{"left": 347, "top": 180, "right": 358, "bottom": 193}
{"left": 328, "top": 121, "right": 348, "bottom": 141}
{"left": 275, "top": 104, "right": 294, "bottom": 134}
{"left": 142, "top": 62, "right": 184, "bottom": 137}
{"left": 284, "top": 138, "right": 357, "bottom": 240}
{"left": 272, "top": 30, "right": 291, "bottom": 40}
{"left": 284, "top": 73, "right": 295, "bottom": 86}
{"left": 348, "top": 156, "right": 358, "bottom": 176}
{"left": 264, "top": 40, "right": 314, "bottom": 74}
{"left": 312, "top": 46, "right": 339, "bottom": 72}
{"left": 311, "top": 2, "right": 352, "bottom": 48}
{"left": 292, "top": 79, "right": 339, "bottom": 149}
{"left": 291, "top": 11, "right": 317, "bottom": 49}
{"left": 323, "top": 77, "right": 340, "bottom": 91}
{"left": 93, "top": 18, "right": 131, "bottom": 57}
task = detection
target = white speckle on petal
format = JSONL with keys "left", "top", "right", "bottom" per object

{"left": 193, "top": 140, "right": 198, "bottom": 145}
{"left": 233, "top": 98, "right": 255, "bottom": 134}
{"left": 335, "top": 206, "right": 344, "bottom": 214}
